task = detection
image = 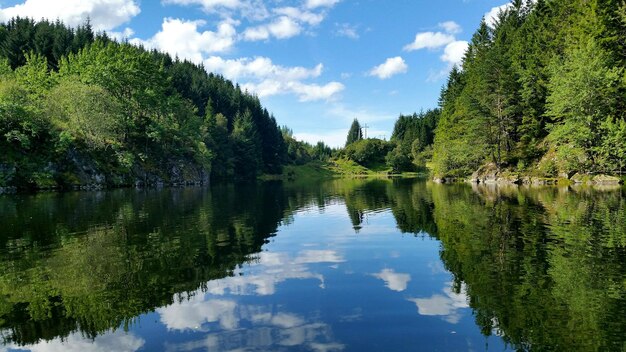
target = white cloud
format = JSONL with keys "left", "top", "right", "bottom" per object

{"left": 275, "top": 7, "right": 325, "bottom": 26}
{"left": 0, "top": 0, "right": 140, "bottom": 31}
{"left": 439, "top": 21, "right": 461, "bottom": 34}
{"left": 243, "top": 6, "right": 328, "bottom": 42}
{"left": 368, "top": 57, "right": 408, "bottom": 80}
{"left": 288, "top": 81, "right": 345, "bottom": 102}
{"left": 267, "top": 16, "right": 301, "bottom": 39}
{"left": 335, "top": 23, "right": 359, "bottom": 39}
{"left": 243, "top": 16, "right": 301, "bottom": 41}
{"left": 295, "top": 250, "right": 345, "bottom": 264}
{"left": 484, "top": 3, "right": 511, "bottom": 28}
{"left": 403, "top": 22, "right": 468, "bottom": 81}
{"left": 163, "top": 0, "right": 242, "bottom": 11}
{"left": 158, "top": 298, "right": 239, "bottom": 331}
{"left": 1, "top": 330, "right": 144, "bottom": 352}
{"left": 407, "top": 282, "right": 469, "bottom": 324}
{"left": 305, "top": 0, "right": 340, "bottom": 9}
{"left": 108, "top": 27, "right": 135, "bottom": 41}
{"left": 204, "top": 56, "right": 323, "bottom": 81}
{"left": 196, "top": 250, "right": 344, "bottom": 296}
{"left": 441, "top": 40, "right": 469, "bottom": 66}
{"left": 205, "top": 56, "right": 343, "bottom": 101}
{"left": 484, "top": 1, "right": 536, "bottom": 28}
{"left": 159, "top": 299, "right": 344, "bottom": 351}
{"left": 132, "top": 18, "right": 236, "bottom": 63}
{"left": 372, "top": 269, "right": 411, "bottom": 292}
{"left": 163, "top": 0, "right": 269, "bottom": 21}
{"left": 403, "top": 32, "right": 455, "bottom": 51}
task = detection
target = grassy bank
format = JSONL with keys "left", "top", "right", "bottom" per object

{"left": 261, "top": 159, "right": 427, "bottom": 181}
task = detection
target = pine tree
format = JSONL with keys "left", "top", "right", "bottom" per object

{"left": 346, "top": 118, "right": 363, "bottom": 146}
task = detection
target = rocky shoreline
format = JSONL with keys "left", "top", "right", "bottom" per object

{"left": 434, "top": 163, "right": 624, "bottom": 186}
{"left": 0, "top": 151, "right": 210, "bottom": 195}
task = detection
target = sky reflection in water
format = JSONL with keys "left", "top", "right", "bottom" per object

{"left": 2, "top": 180, "right": 625, "bottom": 351}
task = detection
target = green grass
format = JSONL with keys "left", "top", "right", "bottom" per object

{"left": 259, "top": 161, "right": 336, "bottom": 181}
{"left": 261, "top": 159, "right": 427, "bottom": 181}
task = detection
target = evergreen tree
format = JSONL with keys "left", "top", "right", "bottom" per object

{"left": 346, "top": 118, "right": 363, "bottom": 146}
{"left": 0, "top": 17, "right": 289, "bottom": 188}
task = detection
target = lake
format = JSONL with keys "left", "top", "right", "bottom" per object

{"left": 0, "top": 179, "right": 625, "bottom": 351}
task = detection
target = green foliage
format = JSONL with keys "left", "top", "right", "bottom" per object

{"left": 342, "top": 138, "right": 393, "bottom": 168}
{"left": 0, "top": 184, "right": 290, "bottom": 344}
{"left": 47, "top": 79, "right": 123, "bottom": 151}
{"left": 431, "top": 0, "right": 626, "bottom": 177}
{"left": 0, "top": 18, "right": 289, "bottom": 188}
{"left": 389, "top": 109, "right": 440, "bottom": 172}
{"left": 231, "top": 110, "right": 261, "bottom": 180}
{"left": 546, "top": 37, "right": 623, "bottom": 173}
{"left": 346, "top": 118, "right": 363, "bottom": 146}
{"left": 386, "top": 145, "right": 413, "bottom": 173}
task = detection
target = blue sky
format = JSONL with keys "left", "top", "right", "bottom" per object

{"left": 0, "top": 0, "right": 510, "bottom": 147}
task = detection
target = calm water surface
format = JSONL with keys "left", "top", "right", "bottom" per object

{"left": 0, "top": 179, "right": 625, "bottom": 351}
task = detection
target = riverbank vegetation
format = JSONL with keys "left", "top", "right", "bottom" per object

{"left": 0, "top": 18, "right": 286, "bottom": 190}
{"left": 432, "top": 0, "right": 626, "bottom": 179}
{"left": 329, "top": 0, "right": 626, "bottom": 182}
{"left": 3, "top": 0, "right": 625, "bottom": 190}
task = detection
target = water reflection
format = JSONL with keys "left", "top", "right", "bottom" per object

{"left": 0, "top": 179, "right": 624, "bottom": 351}
{"left": 408, "top": 282, "right": 469, "bottom": 324}
{"left": 371, "top": 269, "right": 411, "bottom": 292}
{"left": 0, "top": 330, "right": 145, "bottom": 352}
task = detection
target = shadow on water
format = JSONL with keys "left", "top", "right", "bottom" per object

{"left": 0, "top": 180, "right": 624, "bottom": 350}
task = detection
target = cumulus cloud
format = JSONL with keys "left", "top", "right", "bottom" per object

{"left": 0, "top": 0, "right": 140, "bottom": 31}
{"left": 368, "top": 57, "right": 408, "bottom": 80}
{"left": 275, "top": 7, "right": 325, "bottom": 26}
{"left": 165, "top": 0, "right": 332, "bottom": 42}
{"left": 372, "top": 269, "right": 411, "bottom": 292}
{"left": 404, "top": 22, "right": 469, "bottom": 81}
{"left": 242, "top": 6, "right": 328, "bottom": 41}
{"left": 243, "top": 16, "right": 301, "bottom": 41}
{"left": 441, "top": 40, "right": 469, "bottom": 66}
{"left": 403, "top": 32, "right": 455, "bottom": 51}
{"left": 163, "top": 0, "right": 242, "bottom": 11}
{"left": 204, "top": 56, "right": 343, "bottom": 101}
{"left": 131, "top": 18, "right": 236, "bottom": 63}
{"left": 305, "top": 0, "right": 341, "bottom": 9}
{"left": 163, "top": 0, "right": 269, "bottom": 20}
{"left": 439, "top": 21, "right": 462, "bottom": 34}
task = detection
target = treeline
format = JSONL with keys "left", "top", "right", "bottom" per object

{"left": 432, "top": 0, "right": 626, "bottom": 178}
{"left": 338, "top": 110, "right": 439, "bottom": 173}
{"left": 0, "top": 17, "right": 287, "bottom": 189}
{"left": 281, "top": 126, "right": 335, "bottom": 165}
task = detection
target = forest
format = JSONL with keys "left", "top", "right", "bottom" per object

{"left": 432, "top": 0, "right": 626, "bottom": 179}
{"left": 2, "top": 0, "right": 626, "bottom": 189}
{"left": 332, "top": 0, "right": 626, "bottom": 181}
{"left": 0, "top": 18, "right": 289, "bottom": 190}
